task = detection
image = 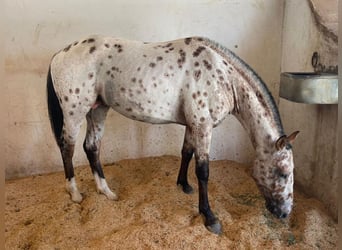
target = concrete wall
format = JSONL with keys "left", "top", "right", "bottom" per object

{"left": 4, "top": 0, "right": 284, "bottom": 178}
{"left": 280, "top": 0, "right": 338, "bottom": 220}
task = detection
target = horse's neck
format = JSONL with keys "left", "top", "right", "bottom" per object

{"left": 203, "top": 39, "right": 283, "bottom": 155}
{"left": 233, "top": 82, "right": 283, "bottom": 155}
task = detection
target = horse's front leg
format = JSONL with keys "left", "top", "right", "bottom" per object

{"left": 194, "top": 126, "right": 222, "bottom": 235}
{"left": 195, "top": 155, "right": 221, "bottom": 234}
{"left": 177, "top": 126, "right": 194, "bottom": 194}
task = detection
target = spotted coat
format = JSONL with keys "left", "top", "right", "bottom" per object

{"left": 48, "top": 35, "right": 299, "bottom": 234}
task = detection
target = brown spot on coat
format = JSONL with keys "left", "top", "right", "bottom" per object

{"left": 193, "top": 46, "right": 206, "bottom": 57}
{"left": 87, "top": 38, "right": 95, "bottom": 43}
{"left": 203, "top": 60, "right": 212, "bottom": 70}
{"left": 216, "top": 69, "right": 222, "bottom": 75}
{"left": 104, "top": 43, "right": 110, "bottom": 48}
{"left": 63, "top": 44, "right": 72, "bottom": 52}
{"left": 193, "top": 70, "right": 201, "bottom": 82}
{"left": 184, "top": 37, "right": 192, "bottom": 45}
{"left": 75, "top": 88, "right": 80, "bottom": 94}
{"left": 177, "top": 49, "right": 186, "bottom": 68}
{"left": 89, "top": 46, "right": 96, "bottom": 53}
{"left": 149, "top": 62, "right": 156, "bottom": 68}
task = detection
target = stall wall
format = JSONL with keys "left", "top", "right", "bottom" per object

{"left": 280, "top": 0, "right": 338, "bottom": 219}
{"left": 4, "top": 0, "right": 285, "bottom": 179}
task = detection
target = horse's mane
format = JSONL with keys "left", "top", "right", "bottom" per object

{"left": 202, "top": 37, "right": 284, "bottom": 135}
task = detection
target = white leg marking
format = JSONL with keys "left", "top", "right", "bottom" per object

{"left": 93, "top": 172, "right": 118, "bottom": 200}
{"left": 66, "top": 177, "right": 83, "bottom": 203}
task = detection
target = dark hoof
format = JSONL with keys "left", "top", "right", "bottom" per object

{"left": 203, "top": 215, "right": 222, "bottom": 235}
{"left": 178, "top": 183, "right": 194, "bottom": 194}
{"left": 205, "top": 220, "right": 222, "bottom": 235}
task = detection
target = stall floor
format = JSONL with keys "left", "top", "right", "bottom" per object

{"left": 5, "top": 156, "right": 337, "bottom": 249}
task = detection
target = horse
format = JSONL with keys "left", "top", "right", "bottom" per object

{"left": 47, "top": 35, "right": 299, "bottom": 234}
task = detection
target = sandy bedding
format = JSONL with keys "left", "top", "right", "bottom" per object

{"left": 5, "top": 156, "right": 337, "bottom": 249}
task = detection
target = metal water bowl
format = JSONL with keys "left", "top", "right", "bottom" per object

{"left": 280, "top": 72, "right": 338, "bottom": 104}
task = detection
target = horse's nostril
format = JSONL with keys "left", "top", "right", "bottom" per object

{"left": 266, "top": 201, "right": 288, "bottom": 219}
{"left": 279, "top": 212, "right": 288, "bottom": 219}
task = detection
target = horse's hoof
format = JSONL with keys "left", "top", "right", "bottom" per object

{"left": 97, "top": 188, "right": 119, "bottom": 201}
{"left": 183, "top": 184, "right": 194, "bottom": 194}
{"left": 206, "top": 221, "right": 222, "bottom": 235}
{"left": 71, "top": 192, "right": 83, "bottom": 203}
{"left": 204, "top": 215, "right": 222, "bottom": 235}
{"left": 178, "top": 183, "right": 194, "bottom": 194}
{"left": 105, "top": 191, "right": 118, "bottom": 201}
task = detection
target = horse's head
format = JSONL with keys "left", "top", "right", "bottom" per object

{"left": 253, "top": 131, "right": 299, "bottom": 219}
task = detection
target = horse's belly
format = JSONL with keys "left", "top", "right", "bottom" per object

{"left": 103, "top": 84, "right": 185, "bottom": 125}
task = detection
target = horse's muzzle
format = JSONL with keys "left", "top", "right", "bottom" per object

{"left": 265, "top": 200, "right": 291, "bottom": 219}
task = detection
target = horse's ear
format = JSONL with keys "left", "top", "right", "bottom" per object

{"left": 287, "top": 131, "right": 300, "bottom": 144}
{"left": 275, "top": 131, "right": 299, "bottom": 150}
{"left": 275, "top": 135, "right": 287, "bottom": 150}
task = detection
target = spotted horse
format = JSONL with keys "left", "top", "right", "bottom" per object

{"left": 47, "top": 35, "right": 299, "bottom": 234}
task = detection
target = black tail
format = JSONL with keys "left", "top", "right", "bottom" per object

{"left": 47, "top": 66, "right": 63, "bottom": 145}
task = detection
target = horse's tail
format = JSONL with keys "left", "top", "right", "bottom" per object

{"left": 47, "top": 65, "right": 63, "bottom": 145}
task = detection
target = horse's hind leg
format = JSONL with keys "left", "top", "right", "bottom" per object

{"left": 60, "top": 143, "right": 82, "bottom": 203}
{"left": 177, "top": 126, "right": 194, "bottom": 194}
{"left": 59, "top": 119, "right": 85, "bottom": 203}
{"left": 83, "top": 104, "right": 118, "bottom": 200}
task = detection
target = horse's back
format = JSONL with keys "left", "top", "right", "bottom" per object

{"left": 49, "top": 35, "right": 236, "bottom": 126}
